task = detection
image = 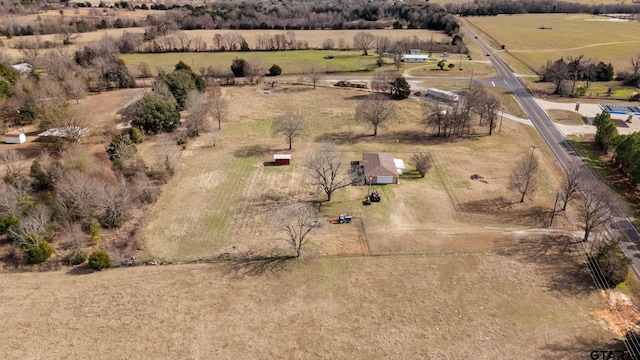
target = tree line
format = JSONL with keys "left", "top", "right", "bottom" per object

{"left": 540, "top": 55, "right": 616, "bottom": 97}
{"left": 446, "top": 0, "right": 640, "bottom": 17}
{"left": 0, "top": 0, "right": 460, "bottom": 40}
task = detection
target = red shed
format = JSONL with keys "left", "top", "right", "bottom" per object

{"left": 274, "top": 154, "right": 291, "bottom": 166}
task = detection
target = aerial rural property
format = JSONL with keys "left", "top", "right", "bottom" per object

{"left": 2, "top": 0, "right": 640, "bottom": 358}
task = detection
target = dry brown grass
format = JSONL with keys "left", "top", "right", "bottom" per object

{"left": 0, "top": 67, "right": 625, "bottom": 359}
{"left": 0, "top": 250, "right": 618, "bottom": 359}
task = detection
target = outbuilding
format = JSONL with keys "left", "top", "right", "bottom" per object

{"left": 274, "top": 154, "right": 291, "bottom": 166}
{"left": 4, "top": 131, "right": 26, "bottom": 144}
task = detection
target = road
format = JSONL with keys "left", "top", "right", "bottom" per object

{"left": 459, "top": 21, "right": 640, "bottom": 281}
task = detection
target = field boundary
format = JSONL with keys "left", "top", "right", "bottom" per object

{"left": 358, "top": 217, "right": 372, "bottom": 255}
{"left": 431, "top": 151, "right": 466, "bottom": 221}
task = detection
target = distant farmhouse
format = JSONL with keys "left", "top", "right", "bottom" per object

{"left": 402, "top": 49, "right": 429, "bottom": 63}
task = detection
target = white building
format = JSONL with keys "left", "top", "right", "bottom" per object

{"left": 4, "top": 132, "right": 26, "bottom": 144}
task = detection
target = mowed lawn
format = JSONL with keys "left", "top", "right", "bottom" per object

{"left": 467, "top": 14, "right": 640, "bottom": 74}
{"left": 122, "top": 50, "right": 380, "bottom": 75}
{"left": 0, "top": 253, "right": 616, "bottom": 359}
{"left": 142, "top": 83, "right": 568, "bottom": 262}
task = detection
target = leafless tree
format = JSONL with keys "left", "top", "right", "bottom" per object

{"left": 411, "top": 153, "right": 432, "bottom": 177}
{"left": 8, "top": 204, "right": 51, "bottom": 246}
{"left": 304, "top": 143, "right": 351, "bottom": 202}
{"left": 55, "top": 169, "right": 99, "bottom": 222}
{"left": 371, "top": 71, "right": 395, "bottom": 93}
{"left": 57, "top": 23, "right": 80, "bottom": 45}
{"left": 376, "top": 35, "right": 391, "bottom": 55}
{"left": 137, "top": 62, "right": 152, "bottom": 78}
{"left": 567, "top": 54, "right": 585, "bottom": 95}
{"left": 305, "top": 65, "right": 322, "bottom": 89}
{"left": 355, "top": 94, "right": 396, "bottom": 136}
{"left": 15, "top": 36, "right": 45, "bottom": 66}
{"left": 580, "top": 188, "right": 614, "bottom": 243}
{"left": 483, "top": 92, "right": 502, "bottom": 135}
{"left": 0, "top": 183, "right": 21, "bottom": 216}
{"left": 159, "top": 134, "right": 179, "bottom": 176}
{"left": 272, "top": 112, "right": 306, "bottom": 150}
{"left": 509, "top": 151, "right": 539, "bottom": 203}
{"left": 246, "top": 58, "right": 265, "bottom": 85}
{"left": 561, "top": 163, "right": 584, "bottom": 211}
{"left": 631, "top": 54, "right": 640, "bottom": 78}
{"left": 184, "top": 90, "right": 210, "bottom": 136}
{"left": 394, "top": 53, "right": 403, "bottom": 71}
{"left": 275, "top": 202, "right": 321, "bottom": 258}
{"left": 322, "top": 38, "right": 335, "bottom": 50}
{"left": 353, "top": 31, "right": 376, "bottom": 56}
{"left": 41, "top": 51, "right": 74, "bottom": 84}
{"left": 64, "top": 75, "right": 87, "bottom": 104}
{"left": 210, "top": 89, "right": 228, "bottom": 130}
{"left": 0, "top": 149, "right": 26, "bottom": 185}
{"left": 423, "top": 101, "right": 451, "bottom": 137}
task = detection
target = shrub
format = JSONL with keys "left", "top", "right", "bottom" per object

{"left": 67, "top": 248, "right": 87, "bottom": 266}
{"left": 21, "top": 236, "right": 54, "bottom": 264}
{"left": 0, "top": 214, "right": 19, "bottom": 234}
{"left": 231, "top": 58, "right": 246, "bottom": 77}
{"left": 589, "top": 239, "right": 631, "bottom": 286}
{"left": 88, "top": 250, "right": 111, "bottom": 270}
{"left": 269, "top": 64, "right": 282, "bottom": 76}
{"left": 129, "top": 127, "right": 143, "bottom": 144}
{"left": 82, "top": 218, "right": 102, "bottom": 244}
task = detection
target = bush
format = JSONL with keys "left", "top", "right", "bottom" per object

{"left": 88, "top": 250, "right": 111, "bottom": 270}
{"left": 82, "top": 218, "right": 102, "bottom": 244}
{"left": 231, "top": 58, "right": 246, "bottom": 77}
{"left": 268, "top": 64, "right": 282, "bottom": 76}
{"left": 0, "top": 214, "right": 19, "bottom": 235}
{"left": 67, "top": 248, "right": 87, "bottom": 266}
{"left": 129, "top": 127, "right": 143, "bottom": 144}
{"left": 21, "top": 236, "right": 54, "bottom": 264}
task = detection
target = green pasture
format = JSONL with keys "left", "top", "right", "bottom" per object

{"left": 121, "top": 50, "right": 381, "bottom": 76}
{"left": 468, "top": 14, "right": 640, "bottom": 73}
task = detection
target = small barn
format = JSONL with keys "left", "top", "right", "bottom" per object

{"left": 274, "top": 154, "right": 291, "bottom": 166}
{"left": 402, "top": 54, "right": 428, "bottom": 63}
{"left": 362, "top": 152, "right": 402, "bottom": 184}
{"left": 4, "top": 131, "right": 26, "bottom": 144}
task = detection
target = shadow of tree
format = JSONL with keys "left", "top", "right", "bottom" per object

{"left": 222, "top": 251, "right": 295, "bottom": 278}
{"left": 460, "top": 196, "right": 549, "bottom": 227}
{"left": 541, "top": 335, "right": 628, "bottom": 359}
{"left": 513, "top": 234, "right": 596, "bottom": 296}
{"left": 315, "top": 131, "right": 369, "bottom": 145}
{"left": 233, "top": 144, "right": 274, "bottom": 158}
{"left": 342, "top": 94, "right": 372, "bottom": 101}
{"left": 66, "top": 264, "right": 94, "bottom": 275}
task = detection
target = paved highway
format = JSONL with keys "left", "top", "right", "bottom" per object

{"left": 460, "top": 21, "right": 640, "bottom": 280}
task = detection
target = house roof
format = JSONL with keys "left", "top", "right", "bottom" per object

{"left": 362, "top": 153, "right": 398, "bottom": 177}
{"left": 274, "top": 154, "right": 291, "bottom": 160}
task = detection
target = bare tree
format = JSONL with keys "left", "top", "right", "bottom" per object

{"left": 509, "top": 151, "right": 539, "bottom": 203}
{"left": 353, "top": 32, "right": 376, "bottom": 56}
{"left": 57, "top": 23, "right": 80, "bottom": 45}
{"left": 561, "top": 163, "right": 584, "bottom": 211}
{"left": 41, "top": 51, "right": 75, "bottom": 85}
{"left": 411, "top": 153, "right": 432, "bottom": 177}
{"left": 581, "top": 188, "right": 614, "bottom": 243}
{"left": 483, "top": 92, "right": 502, "bottom": 135}
{"left": 272, "top": 112, "right": 306, "bottom": 150}
{"left": 355, "top": 94, "right": 396, "bottom": 136}
{"left": 566, "top": 54, "right": 585, "bottom": 95}
{"left": 184, "top": 90, "right": 210, "bottom": 136}
{"left": 394, "top": 53, "right": 403, "bottom": 71}
{"left": 304, "top": 143, "right": 351, "bottom": 202}
{"left": 631, "top": 54, "right": 640, "bottom": 78}
{"left": 64, "top": 75, "right": 87, "bottom": 104}
{"left": 0, "top": 149, "right": 26, "bottom": 185}
{"left": 210, "top": 89, "right": 228, "bottom": 130}
{"left": 371, "top": 71, "right": 395, "bottom": 93}
{"left": 275, "top": 202, "right": 321, "bottom": 258}
{"left": 305, "top": 65, "right": 322, "bottom": 89}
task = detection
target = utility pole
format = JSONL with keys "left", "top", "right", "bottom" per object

{"left": 469, "top": 68, "right": 475, "bottom": 86}
{"left": 498, "top": 108, "right": 504, "bottom": 133}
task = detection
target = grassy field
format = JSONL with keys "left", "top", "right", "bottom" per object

{"left": 466, "top": 14, "right": 640, "bottom": 75}
{"left": 142, "top": 84, "right": 568, "bottom": 263}
{"left": 0, "top": 251, "right": 618, "bottom": 359}
{"left": 122, "top": 50, "right": 381, "bottom": 75}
